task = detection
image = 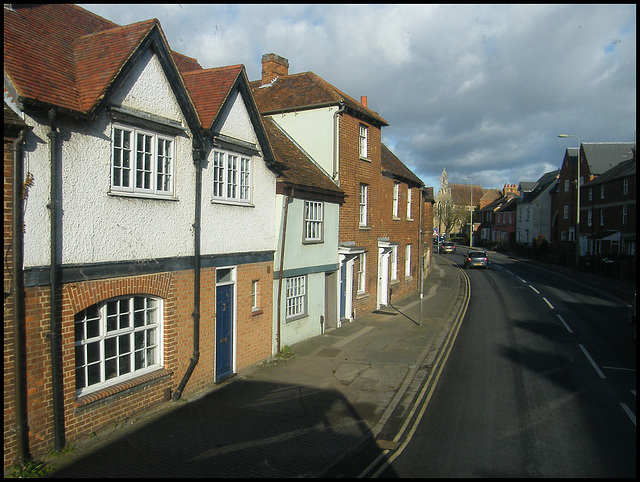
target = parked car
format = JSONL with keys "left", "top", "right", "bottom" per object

{"left": 440, "top": 241, "right": 456, "bottom": 254}
{"left": 464, "top": 250, "right": 488, "bottom": 269}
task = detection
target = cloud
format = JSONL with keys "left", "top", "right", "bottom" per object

{"left": 80, "top": 3, "right": 636, "bottom": 191}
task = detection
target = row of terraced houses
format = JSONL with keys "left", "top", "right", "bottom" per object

{"left": 4, "top": 4, "right": 434, "bottom": 469}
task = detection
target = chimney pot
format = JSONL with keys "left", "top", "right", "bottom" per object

{"left": 361, "top": 96, "right": 367, "bottom": 108}
{"left": 261, "top": 53, "right": 289, "bottom": 85}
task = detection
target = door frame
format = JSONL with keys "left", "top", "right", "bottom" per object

{"left": 215, "top": 266, "right": 237, "bottom": 382}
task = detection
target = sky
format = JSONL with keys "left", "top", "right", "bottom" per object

{"left": 80, "top": 4, "right": 636, "bottom": 192}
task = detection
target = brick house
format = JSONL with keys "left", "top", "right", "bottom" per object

{"left": 4, "top": 4, "right": 278, "bottom": 469}
{"left": 380, "top": 144, "right": 432, "bottom": 304}
{"left": 250, "top": 54, "right": 432, "bottom": 318}
{"left": 581, "top": 153, "right": 636, "bottom": 281}
{"left": 515, "top": 170, "right": 559, "bottom": 246}
{"left": 551, "top": 142, "right": 635, "bottom": 258}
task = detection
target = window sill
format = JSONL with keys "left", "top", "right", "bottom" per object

{"left": 251, "top": 308, "right": 263, "bottom": 316}
{"left": 74, "top": 368, "right": 173, "bottom": 409}
{"left": 359, "top": 156, "right": 371, "bottom": 162}
{"left": 108, "top": 191, "right": 178, "bottom": 201}
{"left": 359, "top": 225, "right": 371, "bottom": 231}
{"left": 210, "top": 199, "right": 255, "bottom": 208}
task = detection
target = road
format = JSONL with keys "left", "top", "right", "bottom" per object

{"left": 375, "top": 249, "right": 636, "bottom": 477}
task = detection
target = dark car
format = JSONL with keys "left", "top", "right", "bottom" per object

{"left": 464, "top": 250, "right": 488, "bottom": 269}
{"left": 440, "top": 241, "right": 456, "bottom": 254}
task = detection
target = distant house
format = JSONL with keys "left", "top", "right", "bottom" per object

{"left": 581, "top": 156, "right": 636, "bottom": 257}
{"left": 476, "top": 185, "right": 520, "bottom": 246}
{"left": 551, "top": 142, "right": 635, "bottom": 256}
{"left": 516, "top": 170, "right": 559, "bottom": 246}
{"left": 4, "top": 4, "right": 278, "bottom": 468}
{"left": 435, "top": 168, "right": 498, "bottom": 242}
{"left": 251, "top": 54, "right": 431, "bottom": 317}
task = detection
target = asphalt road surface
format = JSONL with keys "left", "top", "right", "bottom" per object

{"left": 378, "top": 251, "right": 635, "bottom": 477}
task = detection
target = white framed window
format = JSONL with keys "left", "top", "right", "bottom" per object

{"left": 622, "top": 205, "right": 627, "bottom": 225}
{"left": 74, "top": 295, "right": 162, "bottom": 396}
{"left": 304, "top": 200, "right": 324, "bottom": 242}
{"left": 600, "top": 209, "right": 605, "bottom": 226}
{"left": 407, "top": 188, "right": 413, "bottom": 219}
{"left": 251, "top": 280, "right": 259, "bottom": 310}
{"left": 357, "top": 252, "right": 366, "bottom": 293}
{"left": 359, "top": 184, "right": 368, "bottom": 226}
{"left": 600, "top": 185, "right": 605, "bottom": 199}
{"left": 359, "top": 124, "right": 368, "bottom": 159}
{"left": 285, "top": 276, "right": 306, "bottom": 320}
{"left": 563, "top": 205, "right": 569, "bottom": 220}
{"left": 112, "top": 125, "right": 174, "bottom": 198}
{"left": 212, "top": 150, "right": 251, "bottom": 204}
{"left": 588, "top": 209, "right": 593, "bottom": 227}
{"left": 564, "top": 179, "right": 570, "bottom": 192}
{"left": 588, "top": 187, "right": 593, "bottom": 201}
{"left": 623, "top": 177, "right": 629, "bottom": 195}
{"left": 393, "top": 182, "right": 400, "bottom": 218}
{"left": 405, "top": 244, "right": 411, "bottom": 278}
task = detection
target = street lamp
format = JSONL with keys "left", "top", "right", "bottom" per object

{"left": 462, "top": 177, "right": 475, "bottom": 248}
{"left": 558, "top": 134, "right": 581, "bottom": 269}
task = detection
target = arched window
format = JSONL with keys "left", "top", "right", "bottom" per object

{"left": 74, "top": 295, "right": 163, "bottom": 395}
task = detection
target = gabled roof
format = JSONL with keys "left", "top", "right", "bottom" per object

{"left": 249, "top": 71, "right": 388, "bottom": 127}
{"left": 449, "top": 183, "right": 486, "bottom": 207}
{"left": 263, "top": 117, "right": 344, "bottom": 200}
{"left": 4, "top": 4, "right": 201, "bottom": 121}
{"left": 585, "top": 157, "right": 635, "bottom": 186}
{"left": 183, "top": 65, "right": 246, "bottom": 130}
{"left": 381, "top": 144, "right": 423, "bottom": 188}
{"left": 519, "top": 170, "right": 559, "bottom": 204}
{"left": 582, "top": 142, "right": 635, "bottom": 176}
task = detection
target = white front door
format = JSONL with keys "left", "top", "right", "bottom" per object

{"left": 377, "top": 247, "right": 390, "bottom": 308}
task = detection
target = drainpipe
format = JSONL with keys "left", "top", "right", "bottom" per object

{"left": 276, "top": 187, "right": 294, "bottom": 353}
{"left": 12, "top": 127, "right": 30, "bottom": 464}
{"left": 173, "top": 142, "right": 204, "bottom": 401}
{"left": 47, "top": 107, "right": 64, "bottom": 451}
{"left": 332, "top": 101, "right": 346, "bottom": 182}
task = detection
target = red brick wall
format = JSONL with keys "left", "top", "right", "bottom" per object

{"left": 338, "top": 114, "right": 383, "bottom": 316}
{"left": 11, "top": 260, "right": 273, "bottom": 464}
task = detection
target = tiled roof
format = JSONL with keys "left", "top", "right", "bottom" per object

{"left": 74, "top": 20, "right": 160, "bottom": 112}
{"left": 263, "top": 117, "right": 344, "bottom": 199}
{"left": 381, "top": 144, "right": 423, "bottom": 188}
{"left": 4, "top": 4, "right": 202, "bottom": 115}
{"left": 183, "top": 66, "right": 245, "bottom": 130}
{"left": 250, "top": 72, "right": 388, "bottom": 127}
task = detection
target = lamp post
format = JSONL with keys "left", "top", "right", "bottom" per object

{"left": 462, "top": 177, "right": 474, "bottom": 248}
{"left": 558, "top": 134, "right": 581, "bottom": 269}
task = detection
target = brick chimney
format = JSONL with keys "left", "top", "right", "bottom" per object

{"left": 261, "top": 53, "right": 289, "bottom": 85}
{"left": 361, "top": 96, "right": 367, "bottom": 108}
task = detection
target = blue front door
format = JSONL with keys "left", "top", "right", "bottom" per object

{"left": 216, "top": 284, "right": 234, "bottom": 381}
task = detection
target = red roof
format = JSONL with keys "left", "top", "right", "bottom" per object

{"left": 250, "top": 71, "right": 388, "bottom": 127}
{"left": 4, "top": 4, "right": 203, "bottom": 115}
{"left": 183, "top": 66, "right": 245, "bottom": 130}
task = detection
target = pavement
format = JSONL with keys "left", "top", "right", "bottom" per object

{"left": 42, "top": 251, "right": 634, "bottom": 478}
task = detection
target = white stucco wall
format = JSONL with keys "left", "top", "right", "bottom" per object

{"left": 22, "top": 48, "right": 276, "bottom": 268}
{"left": 267, "top": 107, "right": 336, "bottom": 179}
{"left": 272, "top": 195, "right": 340, "bottom": 349}
{"left": 200, "top": 90, "right": 277, "bottom": 256}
